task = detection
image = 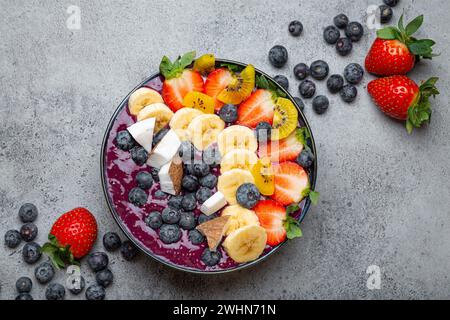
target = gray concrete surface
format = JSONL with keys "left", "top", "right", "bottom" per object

{"left": 1, "top": 0, "right": 449, "bottom": 300}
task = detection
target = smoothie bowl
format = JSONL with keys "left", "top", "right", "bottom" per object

{"left": 101, "top": 52, "right": 318, "bottom": 274}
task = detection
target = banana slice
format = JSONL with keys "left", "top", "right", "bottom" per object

{"left": 187, "top": 114, "right": 225, "bottom": 150}
{"left": 137, "top": 103, "right": 174, "bottom": 133}
{"left": 222, "top": 205, "right": 260, "bottom": 236}
{"left": 222, "top": 225, "right": 267, "bottom": 263}
{"left": 218, "top": 169, "right": 255, "bottom": 205}
{"left": 169, "top": 108, "right": 203, "bottom": 141}
{"left": 217, "top": 125, "right": 258, "bottom": 156}
{"left": 128, "top": 87, "right": 164, "bottom": 116}
{"left": 220, "top": 149, "right": 258, "bottom": 173}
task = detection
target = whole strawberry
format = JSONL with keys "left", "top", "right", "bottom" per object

{"left": 368, "top": 76, "right": 439, "bottom": 133}
{"left": 42, "top": 208, "right": 98, "bottom": 268}
{"left": 365, "top": 15, "right": 436, "bottom": 76}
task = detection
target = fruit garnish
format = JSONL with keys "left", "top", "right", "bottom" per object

{"left": 182, "top": 91, "right": 215, "bottom": 114}
{"left": 204, "top": 68, "right": 234, "bottom": 111}
{"left": 237, "top": 89, "right": 276, "bottom": 128}
{"left": 197, "top": 215, "right": 230, "bottom": 251}
{"left": 217, "top": 125, "right": 258, "bottom": 156}
{"left": 217, "top": 64, "right": 255, "bottom": 105}
{"left": 160, "top": 51, "right": 204, "bottom": 112}
{"left": 221, "top": 205, "right": 260, "bottom": 236}
{"left": 255, "top": 75, "right": 287, "bottom": 98}
{"left": 367, "top": 76, "right": 439, "bottom": 133}
{"left": 220, "top": 149, "right": 258, "bottom": 173}
{"left": 193, "top": 54, "right": 216, "bottom": 75}
{"left": 271, "top": 98, "right": 298, "bottom": 140}
{"left": 272, "top": 161, "right": 309, "bottom": 206}
{"left": 258, "top": 127, "right": 307, "bottom": 163}
{"left": 42, "top": 208, "right": 98, "bottom": 268}
{"left": 128, "top": 87, "right": 164, "bottom": 116}
{"left": 137, "top": 102, "right": 174, "bottom": 133}
{"left": 187, "top": 114, "right": 225, "bottom": 150}
{"left": 217, "top": 168, "right": 255, "bottom": 205}
{"left": 222, "top": 225, "right": 267, "bottom": 263}
{"left": 251, "top": 157, "right": 275, "bottom": 196}
{"left": 365, "top": 15, "right": 437, "bottom": 76}
{"left": 169, "top": 108, "right": 203, "bottom": 141}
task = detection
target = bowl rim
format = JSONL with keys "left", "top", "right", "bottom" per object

{"left": 100, "top": 58, "right": 318, "bottom": 274}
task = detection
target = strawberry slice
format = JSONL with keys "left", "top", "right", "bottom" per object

{"left": 254, "top": 200, "right": 287, "bottom": 246}
{"left": 237, "top": 89, "right": 275, "bottom": 128}
{"left": 204, "top": 68, "right": 233, "bottom": 111}
{"left": 258, "top": 128, "right": 305, "bottom": 163}
{"left": 272, "top": 162, "right": 309, "bottom": 206}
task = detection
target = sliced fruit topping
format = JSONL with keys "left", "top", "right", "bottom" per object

{"left": 147, "top": 129, "right": 181, "bottom": 169}
{"left": 169, "top": 108, "right": 203, "bottom": 141}
{"left": 220, "top": 149, "right": 258, "bottom": 173}
{"left": 182, "top": 91, "right": 215, "bottom": 114}
{"left": 222, "top": 225, "right": 267, "bottom": 264}
{"left": 272, "top": 161, "right": 309, "bottom": 206}
{"left": 127, "top": 118, "right": 155, "bottom": 152}
{"left": 217, "top": 64, "right": 255, "bottom": 105}
{"left": 197, "top": 215, "right": 230, "bottom": 251}
{"left": 128, "top": 87, "right": 164, "bottom": 116}
{"left": 137, "top": 103, "right": 174, "bottom": 134}
{"left": 200, "top": 191, "right": 228, "bottom": 216}
{"left": 193, "top": 54, "right": 216, "bottom": 75}
{"left": 251, "top": 157, "right": 275, "bottom": 196}
{"left": 187, "top": 114, "right": 225, "bottom": 150}
{"left": 217, "top": 168, "right": 255, "bottom": 205}
{"left": 237, "top": 89, "right": 276, "bottom": 128}
{"left": 271, "top": 98, "right": 298, "bottom": 140}
{"left": 221, "top": 205, "right": 260, "bottom": 236}
{"left": 217, "top": 125, "right": 258, "bottom": 156}
{"left": 205, "top": 68, "right": 234, "bottom": 111}
{"left": 258, "top": 127, "right": 306, "bottom": 163}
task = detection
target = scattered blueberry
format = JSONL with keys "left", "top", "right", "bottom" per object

{"left": 219, "top": 104, "right": 238, "bottom": 124}
{"left": 182, "top": 175, "right": 199, "bottom": 192}
{"left": 297, "top": 149, "right": 315, "bottom": 169}
{"left": 340, "top": 84, "right": 358, "bottom": 103}
{"left": 268, "top": 45, "right": 288, "bottom": 68}
{"left": 152, "top": 128, "right": 169, "bottom": 148}
{"left": 103, "top": 232, "right": 122, "bottom": 252}
{"left": 5, "top": 230, "right": 21, "bottom": 248}
{"left": 159, "top": 224, "right": 181, "bottom": 244}
{"left": 312, "top": 95, "right": 330, "bottom": 115}
{"left": 168, "top": 195, "right": 184, "bottom": 209}
{"left": 323, "top": 25, "right": 340, "bottom": 44}
{"left": 201, "top": 248, "right": 221, "bottom": 267}
{"left": 288, "top": 20, "right": 303, "bottom": 36}
{"left": 255, "top": 122, "right": 272, "bottom": 142}
{"left": 273, "top": 75, "right": 289, "bottom": 90}
{"left": 379, "top": 5, "right": 393, "bottom": 24}
{"left": 198, "top": 213, "right": 216, "bottom": 225}
{"left": 310, "top": 60, "right": 329, "bottom": 80}
{"left": 120, "top": 240, "right": 138, "bottom": 261}
{"left": 145, "top": 211, "right": 163, "bottom": 229}
{"left": 154, "top": 190, "right": 167, "bottom": 199}
{"left": 16, "top": 293, "right": 33, "bottom": 300}
{"left": 136, "top": 172, "right": 153, "bottom": 190}
{"left": 327, "top": 74, "right": 345, "bottom": 94}
{"left": 299, "top": 80, "right": 316, "bottom": 98}
{"left": 150, "top": 167, "right": 160, "bottom": 182}
{"left": 199, "top": 174, "right": 218, "bottom": 189}
{"left": 68, "top": 275, "right": 85, "bottom": 295}
{"left": 130, "top": 146, "right": 148, "bottom": 166}
{"left": 128, "top": 187, "right": 147, "bottom": 207}
{"left": 345, "top": 21, "right": 364, "bottom": 42}
{"left": 344, "top": 63, "right": 364, "bottom": 84}
{"left": 115, "top": 130, "right": 135, "bottom": 151}
{"left": 178, "top": 141, "right": 196, "bottom": 164}
{"left": 293, "top": 63, "right": 310, "bottom": 80}
{"left": 196, "top": 187, "right": 213, "bottom": 204}
{"left": 203, "top": 144, "right": 221, "bottom": 167}
{"left": 96, "top": 269, "right": 114, "bottom": 287}
{"left": 35, "top": 261, "right": 55, "bottom": 284}
{"left": 45, "top": 283, "right": 65, "bottom": 300}
{"left": 188, "top": 229, "right": 205, "bottom": 245}
{"left": 193, "top": 162, "right": 210, "bottom": 177}
{"left": 383, "top": 0, "right": 399, "bottom": 6}
{"left": 336, "top": 37, "right": 353, "bottom": 56}
{"left": 22, "top": 242, "right": 41, "bottom": 264}
{"left": 293, "top": 97, "right": 305, "bottom": 111}
{"left": 18, "top": 203, "right": 38, "bottom": 223}
{"left": 20, "top": 223, "right": 38, "bottom": 242}
{"left": 87, "top": 252, "right": 109, "bottom": 272}
{"left": 179, "top": 212, "right": 197, "bottom": 230}
{"left": 85, "top": 284, "right": 105, "bottom": 301}
{"left": 236, "top": 183, "right": 261, "bottom": 209}
{"left": 181, "top": 193, "right": 197, "bottom": 211}
{"left": 161, "top": 207, "right": 181, "bottom": 224}
{"left": 16, "top": 277, "right": 32, "bottom": 293}
{"left": 334, "top": 14, "right": 349, "bottom": 29}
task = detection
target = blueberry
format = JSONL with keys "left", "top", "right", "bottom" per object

{"left": 201, "top": 248, "right": 221, "bottom": 267}
{"left": 16, "top": 277, "right": 32, "bottom": 293}
{"left": 154, "top": 190, "right": 167, "bottom": 199}
{"left": 22, "top": 242, "right": 41, "bottom": 264}
{"left": 120, "top": 240, "right": 138, "bottom": 261}
{"left": 85, "top": 284, "right": 105, "bottom": 301}
{"left": 236, "top": 183, "right": 261, "bottom": 209}
{"left": 323, "top": 25, "right": 340, "bottom": 44}
{"left": 128, "top": 187, "right": 147, "bottom": 207}
{"left": 345, "top": 22, "right": 364, "bottom": 42}
{"left": 327, "top": 74, "right": 345, "bottom": 94}
{"left": 101, "top": 232, "right": 121, "bottom": 252}
{"left": 179, "top": 211, "right": 197, "bottom": 230}
{"left": 344, "top": 63, "right": 364, "bottom": 85}
{"left": 115, "top": 130, "right": 135, "bottom": 151}
{"left": 336, "top": 37, "right": 353, "bottom": 56}
{"left": 293, "top": 63, "right": 310, "bottom": 80}
{"left": 145, "top": 211, "right": 163, "bottom": 229}
{"left": 20, "top": 223, "right": 38, "bottom": 242}
{"left": 161, "top": 207, "right": 181, "bottom": 224}
{"left": 198, "top": 213, "right": 216, "bottom": 225}
{"left": 196, "top": 187, "right": 213, "bottom": 204}
{"left": 383, "top": 0, "right": 399, "bottom": 6}
{"left": 5, "top": 230, "right": 21, "bottom": 248}
{"left": 184, "top": 163, "right": 195, "bottom": 175}
{"left": 273, "top": 75, "right": 289, "bottom": 90}
{"left": 68, "top": 275, "right": 85, "bottom": 295}
{"left": 16, "top": 293, "right": 33, "bottom": 300}
{"left": 312, "top": 96, "right": 329, "bottom": 115}
{"left": 178, "top": 141, "right": 196, "bottom": 164}
{"left": 188, "top": 229, "right": 205, "bottom": 245}
{"left": 96, "top": 269, "right": 114, "bottom": 287}
{"left": 87, "top": 252, "right": 109, "bottom": 272}
{"left": 181, "top": 193, "right": 197, "bottom": 211}
{"left": 340, "top": 84, "right": 358, "bottom": 103}
{"left": 293, "top": 97, "right": 305, "bottom": 111}
{"left": 288, "top": 20, "right": 303, "bottom": 36}
{"left": 182, "top": 175, "right": 199, "bottom": 192}
{"left": 199, "top": 174, "right": 218, "bottom": 189}
{"left": 193, "top": 162, "right": 210, "bottom": 177}
{"left": 18, "top": 203, "right": 38, "bottom": 223}
{"left": 136, "top": 172, "right": 153, "bottom": 190}
{"left": 268, "top": 45, "right": 288, "bottom": 68}
{"left": 299, "top": 80, "right": 316, "bottom": 99}
{"left": 152, "top": 127, "right": 169, "bottom": 148}
{"left": 334, "top": 14, "right": 349, "bottom": 29}
{"left": 159, "top": 224, "right": 181, "bottom": 244}
{"left": 379, "top": 5, "right": 393, "bottom": 24}
{"left": 150, "top": 167, "right": 160, "bottom": 182}
{"left": 219, "top": 104, "right": 238, "bottom": 124}
{"left": 310, "top": 60, "right": 329, "bottom": 80}
{"left": 35, "top": 261, "right": 55, "bottom": 284}
{"left": 296, "top": 149, "right": 315, "bottom": 169}
{"left": 45, "top": 283, "right": 65, "bottom": 300}
{"left": 168, "top": 195, "right": 183, "bottom": 209}
{"left": 255, "top": 122, "right": 272, "bottom": 142}
{"left": 130, "top": 146, "right": 148, "bottom": 166}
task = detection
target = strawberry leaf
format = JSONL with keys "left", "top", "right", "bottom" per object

{"left": 406, "top": 77, "right": 439, "bottom": 133}
{"left": 284, "top": 216, "right": 303, "bottom": 240}
{"left": 398, "top": 14, "right": 405, "bottom": 33}
{"left": 377, "top": 26, "right": 400, "bottom": 40}
{"left": 405, "top": 15, "right": 424, "bottom": 36}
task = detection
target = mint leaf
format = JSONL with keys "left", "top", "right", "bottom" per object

{"left": 296, "top": 127, "right": 311, "bottom": 146}
{"left": 286, "top": 204, "right": 300, "bottom": 215}
{"left": 256, "top": 75, "right": 270, "bottom": 89}
{"left": 309, "top": 190, "right": 320, "bottom": 205}
{"left": 179, "top": 51, "right": 196, "bottom": 69}
{"left": 159, "top": 56, "right": 173, "bottom": 79}
{"left": 220, "top": 63, "right": 240, "bottom": 72}
{"left": 159, "top": 52, "right": 197, "bottom": 80}
{"left": 405, "top": 15, "right": 424, "bottom": 36}
{"left": 377, "top": 27, "right": 400, "bottom": 40}
{"left": 284, "top": 216, "right": 303, "bottom": 240}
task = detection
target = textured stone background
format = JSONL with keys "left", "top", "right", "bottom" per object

{"left": 1, "top": 0, "right": 449, "bottom": 300}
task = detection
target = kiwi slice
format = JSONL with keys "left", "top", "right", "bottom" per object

{"left": 217, "top": 65, "right": 255, "bottom": 104}
{"left": 271, "top": 98, "right": 298, "bottom": 140}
